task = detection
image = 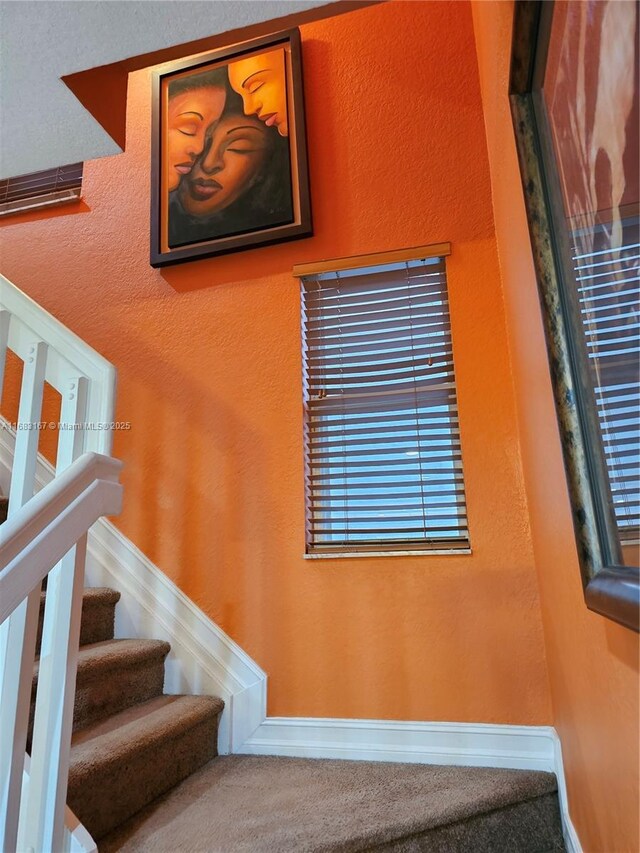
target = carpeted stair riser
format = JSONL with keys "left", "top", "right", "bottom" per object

{"left": 98, "top": 755, "right": 566, "bottom": 853}
{"left": 30, "top": 638, "right": 170, "bottom": 742}
{"left": 67, "top": 695, "right": 224, "bottom": 841}
{"left": 354, "top": 793, "right": 564, "bottom": 852}
{"left": 36, "top": 587, "right": 121, "bottom": 655}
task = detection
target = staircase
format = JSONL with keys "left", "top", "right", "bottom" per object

{"left": 30, "top": 579, "right": 565, "bottom": 853}
{"left": 1, "top": 274, "right": 567, "bottom": 852}
{"left": 34, "top": 584, "right": 224, "bottom": 842}
{"left": 2, "top": 481, "right": 225, "bottom": 846}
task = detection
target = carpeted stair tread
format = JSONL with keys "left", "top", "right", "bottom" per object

{"left": 99, "top": 756, "right": 564, "bottom": 853}
{"left": 70, "top": 694, "right": 224, "bottom": 756}
{"left": 68, "top": 694, "right": 224, "bottom": 840}
{"left": 31, "top": 638, "right": 171, "bottom": 735}
{"left": 37, "top": 587, "right": 120, "bottom": 652}
{"left": 34, "top": 638, "right": 170, "bottom": 682}
{"left": 81, "top": 587, "right": 121, "bottom": 605}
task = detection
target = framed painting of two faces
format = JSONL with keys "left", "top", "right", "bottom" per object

{"left": 150, "top": 29, "right": 312, "bottom": 267}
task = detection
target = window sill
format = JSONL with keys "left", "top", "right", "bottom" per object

{"left": 0, "top": 189, "right": 82, "bottom": 218}
{"left": 304, "top": 548, "right": 472, "bottom": 559}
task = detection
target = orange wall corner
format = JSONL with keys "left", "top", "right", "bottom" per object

{"left": 471, "top": 2, "right": 639, "bottom": 851}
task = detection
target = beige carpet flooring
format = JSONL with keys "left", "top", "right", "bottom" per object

{"left": 99, "top": 755, "right": 564, "bottom": 853}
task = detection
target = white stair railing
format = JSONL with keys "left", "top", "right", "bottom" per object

{"left": 0, "top": 274, "right": 123, "bottom": 853}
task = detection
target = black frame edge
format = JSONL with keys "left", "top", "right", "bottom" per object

{"left": 149, "top": 27, "right": 312, "bottom": 268}
{"left": 509, "top": 0, "right": 639, "bottom": 632}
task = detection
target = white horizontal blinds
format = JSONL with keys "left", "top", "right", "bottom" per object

{"left": 575, "top": 214, "right": 640, "bottom": 539}
{"left": 302, "top": 256, "right": 468, "bottom": 553}
{"left": 0, "top": 163, "right": 83, "bottom": 216}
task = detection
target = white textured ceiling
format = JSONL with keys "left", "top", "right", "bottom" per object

{"left": 0, "top": 0, "right": 329, "bottom": 179}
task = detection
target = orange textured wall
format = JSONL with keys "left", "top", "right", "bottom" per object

{"left": 0, "top": 1, "right": 551, "bottom": 725}
{"left": 471, "top": 3, "right": 639, "bottom": 851}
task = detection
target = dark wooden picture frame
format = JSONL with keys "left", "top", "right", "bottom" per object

{"left": 510, "top": 0, "right": 639, "bottom": 632}
{"left": 150, "top": 29, "right": 312, "bottom": 267}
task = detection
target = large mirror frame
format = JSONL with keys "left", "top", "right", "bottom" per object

{"left": 509, "top": 0, "right": 639, "bottom": 631}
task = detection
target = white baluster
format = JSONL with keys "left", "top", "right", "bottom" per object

{"left": 0, "top": 340, "right": 48, "bottom": 853}
{"left": 0, "top": 310, "right": 10, "bottom": 401}
{"left": 20, "top": 377, "right": 89, "bottom": 852}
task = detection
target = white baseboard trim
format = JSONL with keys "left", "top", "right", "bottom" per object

{"left": 238, "top": 717, "right": 557, "bottom": 769}
{"left": 550, "top": 729, "right": 583, "bottom": 853}
{"left": 562, "top": 811, "right": 582, "bottom": 853}
{"left": 239, "top": 717, "right": 581, "bottom": 851}
{"left": 0, "top": 423, "right": 267, "bottom": 754}
{"left": 562, "top": 817, "right": 582, "bottom": 853}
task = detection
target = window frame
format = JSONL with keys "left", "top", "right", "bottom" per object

{"left": 296, "top": 243, "right": 471, "bottom": 558}
{"left": 509, "top": 0, "right": 639, "bottom": 631}
{"left": 0, "top": 163, "right": 83, "bottom": 217}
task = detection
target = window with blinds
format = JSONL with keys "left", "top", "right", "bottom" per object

{"left": 0, "top": 163, "right": 83, "bottom": 217}
{"left": 301, "top": 254, "right": 468, "bottom": 554}
{"left": 575, "top": 214, "right": 640, "bottom": 540}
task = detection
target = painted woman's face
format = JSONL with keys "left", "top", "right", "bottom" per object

{"left": 165, "top": 86, "right": 227, "bottom": 192}
{"left": 228, "top": 49, "right": 288, "bottom": 137}
{"left": 180, "top": 115, "right": 269, "bottom": 216}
